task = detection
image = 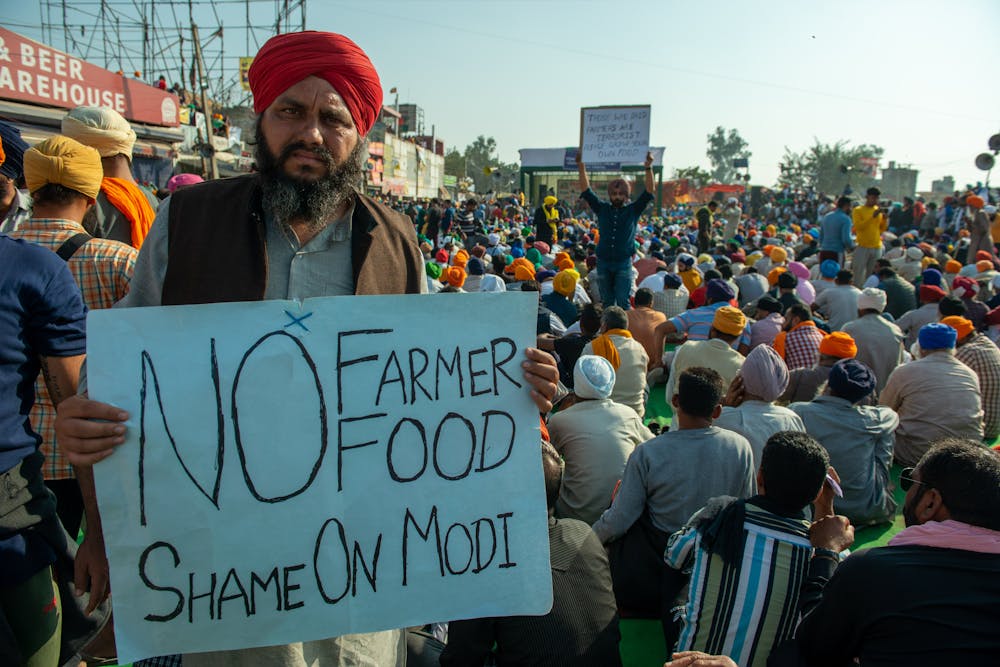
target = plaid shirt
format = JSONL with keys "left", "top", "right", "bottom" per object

{"left": 955, "top": 333, "right": 1000, "bottom": 441}
{"left": 652, "top": 286, "right": 690, "bottom": 319}
{"left": 778, "top": 320, "right": 824, "bottom": 370}
{"left": 8, "top": 218, "right": 137, "bottom": 480}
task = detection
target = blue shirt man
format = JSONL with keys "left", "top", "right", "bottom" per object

{"left": 577, "top": 150, "right": 655, "bottom": 309}
{"left": 819, "top": 196, "right": 854, "bottom": 260}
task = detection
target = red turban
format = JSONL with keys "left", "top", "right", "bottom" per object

{"left": 249, "top": 31, "right": 383, "bottom": 136}
{"left": 919, "top": 284, "right": 946, "bottom": 303}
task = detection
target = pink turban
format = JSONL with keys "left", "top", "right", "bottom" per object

{"left": 740, "top": 344, "right": 789, "bottom": 402}
{"left": 249, "top": 31, "right": 383, "bottom": 136}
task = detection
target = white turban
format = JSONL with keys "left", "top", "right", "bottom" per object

{"left": 573, "top": 355, "right": 615, "bottom": 400}
{"left": 478, "top": 275, "right": 507, "bottom": 293}
{"left": 857, "top": 287, "right": 887, "bottom": 313}
{"left": 740, "top": 344, "right": 789, "bottom": 402}
{"left": 61, "top": 106, "right": 136, "bottom": 161}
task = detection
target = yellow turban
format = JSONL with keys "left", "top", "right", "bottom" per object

{"left": 712, "top": 306, "right": 746, "bottom": 336}
{"left": 770, "top": 246, "right": 788, "bottom": 264}
{"left": 553, "top": 270, "right": 578, "bottom": 297}
{"left": 768, "top": 266, "right": 787, "bottom": 286}
{"left": 61, "top": 106, "right": 136, "bottom": 160}
{"left": 544, "top": 196, "right": 558, "bottom": 206}
{"left": 24, "top": 135, "right": 103, "bottom": 200}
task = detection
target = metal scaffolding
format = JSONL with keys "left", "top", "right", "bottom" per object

{"left": 37, "top": 0, "right": 306, "bottom": 106}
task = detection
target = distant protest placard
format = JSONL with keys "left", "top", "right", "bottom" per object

{"left": 580, "top": 105, "right": 651, "bottom": 164}
{"left": 87, "top": 293, "right": 552, "bottom": 663}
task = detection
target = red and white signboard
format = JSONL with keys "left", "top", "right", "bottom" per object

{"left": 0, "top": 27, "right": 179, "bottom": 127}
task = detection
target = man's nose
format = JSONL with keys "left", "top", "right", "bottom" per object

{"left": 296, "top": 115, "right": 324, "bottom": 145}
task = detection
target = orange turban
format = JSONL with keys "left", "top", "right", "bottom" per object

{"left": 444, "top": 266, "right": 466, "bottom": 288}
{"left": 453, "top": 249, "right": 469, "bottom": 268}
{"left": 941, "top": 315, "right": 974, "bottom": 341}
{"left": 762, "top": 245, "right": 775, "bottom": 256}
{"left": 967, "top": 195, "right": 985, "bottom": 209}
{"left": 0, "top": 137, "right": 5, "bottom": 168}
{"left": 945, "top": 260, "right": 962, "bottom": 274}
{"left": 768, "top": 266, "right": 787, "bottom": 286}
{"left": 819, "top": 332, "right": 857, "bottom": 359}
{"left": 712, "top": 306, "right": 746, "bottom": 336}
{"left": 977, "top": 260, "right": 993, "bottom": 273}
{"left": 514, "top": 263, "right": 536, "bottom": 281}
{"left": 248, "top": 31, "right": 383, "bottom": 136}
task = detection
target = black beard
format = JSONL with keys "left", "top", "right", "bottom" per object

{"left": 256, "top": 135, "right": 365, "bottom": 232}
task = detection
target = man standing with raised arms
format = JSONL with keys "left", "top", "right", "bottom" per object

{"left": 55, "top": 30, "right": 558, "bottom": 667}
{"left": 577, "top": 150, "right": 655, "bottom": 309}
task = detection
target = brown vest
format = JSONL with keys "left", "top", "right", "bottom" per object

{"left": 162, "top": 174, "right": 422, "bottom": 305}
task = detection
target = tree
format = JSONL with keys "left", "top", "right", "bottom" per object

{"left": 462, "top": 135, "right": 518, "bottom": 195}
{"left": 672, "top": 165, "right": 713, "bottom": 188}
{"left": 706, "top": 126, "right": 751, "bottom": 184}
{"left": 778, "top": 139, "right": 884, "bottom": 195}
{"left": 444, "top": 147, "right": 465, "bottom": 177}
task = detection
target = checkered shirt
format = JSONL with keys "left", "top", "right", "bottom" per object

{"left": 8, "top": 218, "right": 137, "bottom": 480}
{"left": 955, "top": 333, "right": 1000, "bottom": 441}
{"left": 783, "top": 321, "right": 825, "bottom": 370}
{"left": 651, "top": 286, "right": 690, "bottom": 319}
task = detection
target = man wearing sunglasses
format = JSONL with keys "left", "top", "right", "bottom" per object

{"left": 793, "top": 439, "right": 1000, "bottom": 664}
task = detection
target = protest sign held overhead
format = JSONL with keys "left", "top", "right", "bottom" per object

{"left": 579, "top": 105, "right": 651, "bottom": 165}
{"left": 86, "top": 293, "right": 552, "bottom": 663}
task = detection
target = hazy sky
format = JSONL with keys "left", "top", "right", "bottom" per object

{"left": 8, "top": 0, "right": 1000, "bottom": 190}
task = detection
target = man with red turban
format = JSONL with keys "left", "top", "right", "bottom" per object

{"left": 55, "top": 31, "right": 559, "bottom": 666}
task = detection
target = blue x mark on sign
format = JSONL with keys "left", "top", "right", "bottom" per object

{"left": 283, "top": 310, "right": 314, "bottom": 332}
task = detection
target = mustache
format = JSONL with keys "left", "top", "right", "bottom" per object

{"left": 276, "top": 142, "right": 334, "bottom": 170}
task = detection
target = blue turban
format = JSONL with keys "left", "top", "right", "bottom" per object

{"left": 662, "top": 273, "right": 683, "bottom": 289}
{"left": 921, "top": 268, "right": 943, "bottom": 287}
{"left": 918, "top": 322, "right": 957, "bottom": 351}
{"left": 535, "top": 269, "right": 556, "bottom": 282}
{"left": 828, "top": 358, "right": 877, "bottom": 404}
{"left": 0, "top": 121, "right": 29, "bottom": 180}
{"left": 510, "top": 246, "right": 525, "bottom": 259}
{"left": 706, "top": 278, "right": 735, "bottom": 303}
{"left": 820, "top": 259, "right": 841, "bottom": 278}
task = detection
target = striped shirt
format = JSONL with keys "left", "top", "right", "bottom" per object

{"left": 669, "top": 302, "right": 751, "bottom": 349}
{"left": 9, "top": 218, "right": 137, "bottom": 480}
{"left": 955, "top": 333, "right": 1000, "bottom": 441}
{"left": 666, "top": 499, "right": 812, "bottom": 667}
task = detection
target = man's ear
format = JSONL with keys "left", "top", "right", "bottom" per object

{"left": 671, "top": 392, "right": 680, "bottom": 409}
{"left": 711, "top": 403, "right": 722, "bottom": 419}
{"left": 917, "top": 488, "right": 951, "bottom": 524}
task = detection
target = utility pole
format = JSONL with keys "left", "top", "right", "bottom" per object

{"left": 191, "top": 23, "right": 219, "bottom": 180}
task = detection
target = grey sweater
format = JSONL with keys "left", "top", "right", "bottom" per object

{"left": 592, "top": 426, "right": 756, "bottom": 543}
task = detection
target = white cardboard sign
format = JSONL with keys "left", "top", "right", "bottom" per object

{"left": 87, "top": 293, "right": 551, "bottom": 663}
{"left": 580, "top": 105, "right": 651, "bottom": 164}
